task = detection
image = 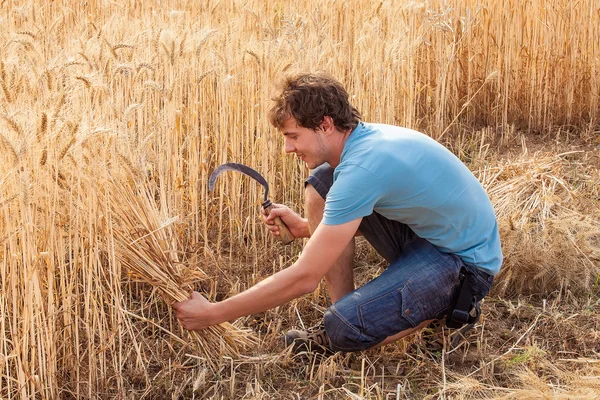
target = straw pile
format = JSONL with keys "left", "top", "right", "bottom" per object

{"left": 99, "top": 169, "right": 257, "bottom": 369}
{"left": 478, "top": 150, "right": 600, "bottom": 296}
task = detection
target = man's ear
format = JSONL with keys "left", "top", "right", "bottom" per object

{"left": 322, "top": 116, "right": 334, "bottom": 133}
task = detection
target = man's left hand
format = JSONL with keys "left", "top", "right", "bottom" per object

{"left": 172, "top": 291, "right": 216, "bottom": 331}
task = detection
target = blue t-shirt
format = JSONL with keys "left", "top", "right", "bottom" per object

{"left": 322, "top": 122, "right": 503, "bottom": 275}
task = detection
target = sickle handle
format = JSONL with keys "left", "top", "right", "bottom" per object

{"left": 263, "top": 204, "right": 295, "bottom": 245}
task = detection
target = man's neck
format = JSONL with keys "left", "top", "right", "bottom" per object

{"left": 327, "top": 127, "right": 354, "bottom": 168}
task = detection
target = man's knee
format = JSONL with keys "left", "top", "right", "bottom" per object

{"left": 304, "top": 163, "right": 333, "bottom": 200}
{"left": 304, "top": 163, "right": 333, "bottom": 232}
{"left": 305, "top": 183, "right": 325, "bottom": 209}
{"left": 323, "top": 305, "right": 381, "bottom": 352}
{"left": 304, "top": 184, "right": 325, "bottom": 234}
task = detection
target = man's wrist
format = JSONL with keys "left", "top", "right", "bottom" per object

{"left": 208, "top": 301, "right": 227, "bottom": 326}
{"left": 303, "top": 218, "right": 311, "bottom": 238}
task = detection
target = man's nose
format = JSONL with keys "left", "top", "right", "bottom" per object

{"left": 284, "top": 138, "right": 295, "bottom": 153}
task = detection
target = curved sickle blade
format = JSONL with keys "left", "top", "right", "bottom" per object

{"left": 208, "top": 162, "right": 269, "bottom": 201}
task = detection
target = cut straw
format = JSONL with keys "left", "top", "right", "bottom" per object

{"left": 100, "top": 171, "right": 257, "bottom": 370}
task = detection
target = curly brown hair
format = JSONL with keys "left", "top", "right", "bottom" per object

{"left": 268, "top": 72, "right": 362, "bottom": 132}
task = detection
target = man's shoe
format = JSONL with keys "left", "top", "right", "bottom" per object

{"left": 283, "top": 323, "right": 334, "bottom": 355}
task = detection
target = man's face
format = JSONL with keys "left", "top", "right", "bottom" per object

{"left": 280, "top": 117, "right": 328, "bottom": 169}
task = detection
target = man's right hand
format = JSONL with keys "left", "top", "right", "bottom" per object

{"left": 261, "top": 204, "right": 310, "bottom": 239}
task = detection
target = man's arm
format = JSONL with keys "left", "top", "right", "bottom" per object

{"left": 172, "top": 218, "right": 362, "bottom": 330}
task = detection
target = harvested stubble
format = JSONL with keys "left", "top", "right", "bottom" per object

{"left": 100, "top": 172, "right": 257, "bottom": 368}
{"left": 478, "top": 151, "right": 600, "bottom": 296}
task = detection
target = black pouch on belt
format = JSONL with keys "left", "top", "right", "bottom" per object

{"left": 446, "top": 267, "right": 481, "bottom": 329}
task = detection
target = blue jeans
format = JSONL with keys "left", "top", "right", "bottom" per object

{"left": 306, "top": 164, "right": 494, "bottom": 352}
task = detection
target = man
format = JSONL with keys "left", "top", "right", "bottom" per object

{"left": 172, "top": 72, "right": 502, "bottom": 353}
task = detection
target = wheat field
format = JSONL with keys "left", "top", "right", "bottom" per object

{"left": 1, "top": 0, "right": 599, "bottom": 399}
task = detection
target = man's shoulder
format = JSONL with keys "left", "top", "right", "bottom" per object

{"left": 363, "top": 122, "right": 427, "bottom": 136}
{"left": 342, "top": 123, "right": 424, "bottom": 167}
{"left": 351, "top": 123, "right": 437, "bottom": 151}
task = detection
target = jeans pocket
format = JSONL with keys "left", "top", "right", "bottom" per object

{"left": 357, "top": 288, "right": 404, "bottom": 340}
{"left": 398, "top": 284, "right": 425, "bottom": 329}
{"left": 355, "top": 283, "right": 426, "bottom": 341}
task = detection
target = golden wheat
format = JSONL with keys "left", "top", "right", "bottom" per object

{"left": 0, "top": 0, "right": 598, "bottom": 398}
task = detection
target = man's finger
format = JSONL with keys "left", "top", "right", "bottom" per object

{"left": 190, "top": 291, "right": 202, "bottom": 300}
{"left": 266, "top": 208, "right": 284, "bottom": 220}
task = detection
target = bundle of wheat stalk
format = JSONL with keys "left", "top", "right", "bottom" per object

{"left": 478, "top": 150, "right": 600, "bottom": 296}
{"left": 99, "top": 169, "right": 257, "bottom": 368}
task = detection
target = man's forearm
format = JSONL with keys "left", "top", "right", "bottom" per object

{"left": 200, "top": 219, "right": 361, "bottom": 328}
{"left": 208, "top": 263, "right": 316, "bottom": 325}
{"left": 300, "top": 217, "right": 311, "bottom": 238}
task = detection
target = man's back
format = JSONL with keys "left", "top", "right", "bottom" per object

{"left": 322, "top": 122, "right": 502, "bottom": 275}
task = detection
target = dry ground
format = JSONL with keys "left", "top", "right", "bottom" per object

{"left": 117, "top": 253, "right": 600, "bottom": 399}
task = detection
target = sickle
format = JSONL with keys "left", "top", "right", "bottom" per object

{"left": 208, "top": 162, "right": 271, "bottom": 207}
{"left": 208, "top": 162, "right": 294, "bottom": 244}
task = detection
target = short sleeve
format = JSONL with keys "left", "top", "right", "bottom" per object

{"left": 322, "top": 165, "right": 388, "bottom": 225}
